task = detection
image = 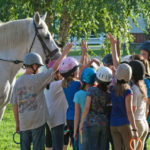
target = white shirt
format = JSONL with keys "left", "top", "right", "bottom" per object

{"left": 45, "top": 80, "right": 68, "bottom": 129}
{"left": 132, "top": 84, "right": 147, "bottom": 120}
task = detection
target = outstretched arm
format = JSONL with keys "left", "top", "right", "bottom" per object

{"left": 80, "top": 40, "right": 88, "bottom": 65}
{"left": 78, "top": 40, "right": 89, "bottom": 79}
{"left": 52, "top": 43, "right": 73, "bottom": 72}
{"left": 108, "top": 33, "right": 119, "bottom": 68}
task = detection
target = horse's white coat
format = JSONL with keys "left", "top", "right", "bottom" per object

{"left": 0, "top": 12, "right": 60, "bottom": 121}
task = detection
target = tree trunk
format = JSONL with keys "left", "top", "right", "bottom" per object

{"left": 34, "top": 0, "right": 41, "bottom": 14}
{"left": 45, "top": 0, "right": 54, "bottom": 33}
{"left": 59, "top": 6, "right": 71, "bottom": 49}
{"left": 117, "top": 37, "right": 121, "bottom": 57}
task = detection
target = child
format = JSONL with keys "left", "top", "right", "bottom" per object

{"left": 129, "top": 60, "right": 149, "bottom": 150}
{"left": 110, "top": 63, "right": 138, "bottom": 150}
{"left": 80, "top": 66, "right": 113, "bottom": 150}
{"left": 45, "top": 59, "right": 68, "bottom": 150}
{"left": 11, "top": 43, "right": 72, "bottom": 150}
{"left": 59, "top": 57, "right": 81, "bottom": 150}
{"left": 74, "top": 67, "right": 96, "bottom": 150}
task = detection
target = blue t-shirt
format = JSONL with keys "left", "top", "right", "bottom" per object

{"left": 110, "top": 86, "right": 133, "bottom": 126}
{"left": 144, "top": 78, "right": 150, "bottom": 98}
{"left": 73, "top": 90, "right": 87, "bottom": 121}
{"left": 63, "top": 81, "right": 81, "bottom": 120}
{"left": 144, "top": 78, "right": 150, "bottom": 123}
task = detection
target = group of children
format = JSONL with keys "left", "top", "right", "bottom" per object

{"left": 11, "top": 34, "right": 150, "bottom": 150}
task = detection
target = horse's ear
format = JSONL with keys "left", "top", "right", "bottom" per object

{"left": 34, "top": 12, "right": 41, "bottom": 25}
{"left": 41, "top": 12, "right": 47, "bottom": 21}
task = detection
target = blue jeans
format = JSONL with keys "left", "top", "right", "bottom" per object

{"left": 51, "top": 124, "right": 64, "bottom": 150}
{"left": 20, "top": 124, "right": 45, "bottom": 150}
{"left": 86, "top": 125, "right": 108, "bottom": 150}
{"left": 79, "top": 124, "right": 88, "bottom": 150}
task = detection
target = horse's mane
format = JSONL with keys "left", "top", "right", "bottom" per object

{"left": 0, "top": 18, "right": 32, "bottom": 50}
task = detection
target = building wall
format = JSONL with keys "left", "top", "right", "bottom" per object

{"left": 131, "top": 33, "right": 146, "bottom": 43}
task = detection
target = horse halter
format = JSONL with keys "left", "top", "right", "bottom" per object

{"left": 29, "top": 21, "right": 59, "bottom": 64}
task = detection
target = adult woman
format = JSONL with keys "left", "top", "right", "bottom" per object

{"left": 140, "top": 41, "right": 150, "bottom": 63}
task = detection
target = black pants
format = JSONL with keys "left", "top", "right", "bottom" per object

{"left": 45, "top": 123, "right": 69, "bottom": 148}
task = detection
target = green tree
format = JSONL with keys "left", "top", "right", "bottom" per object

{"left": 0, "top": 0, "right": 150, "bottom": 54}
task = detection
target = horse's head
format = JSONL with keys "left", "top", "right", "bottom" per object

{"left": 30, "top": 12, "right": 61, "bottom": 64}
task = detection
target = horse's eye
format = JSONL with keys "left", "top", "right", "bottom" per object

{"left": 37, "top": 26, "right": 43, "bottom": 30}
{"left": 45, "top": 34, "right": 50, "bottom": 39}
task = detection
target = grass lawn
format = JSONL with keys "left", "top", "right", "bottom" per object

{"left": 0, "top": 104, "right": 150, "bottom": 150}
{"left": 0, "top": 104, "right": 73, "bottom": 150}
{"left": 0, "top": 104, "right": 20, "bottom": 150}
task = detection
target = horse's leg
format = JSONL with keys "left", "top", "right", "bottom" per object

{"left": 0, "top": 106, "right": 6, "bottom": 121}
{"left": 0, "top": 81, "right": 11, "bottom": 122}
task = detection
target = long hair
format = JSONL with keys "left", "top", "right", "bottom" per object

{"left": 133, "top": 79, "right": 147, "bottom": 102}
{"left": 62, "top": 73, "right": 78, "bottom": 88}
{"left": 114, "top": 80, "right": 130, "bottom": 97}
{"left": 80, "top": 82, "right": 87, "bottom": 90}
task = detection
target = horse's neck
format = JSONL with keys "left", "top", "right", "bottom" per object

{"left": 0, "top": 19, "right": 33, "bottom": 58}
{"left": 0, "top": 19, "right": 33, "bottom": 84}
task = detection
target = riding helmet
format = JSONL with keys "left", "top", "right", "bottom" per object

{"left": 129, "top": 60, "right": 145, "bottom": 81}
{"left": 81, "top": 67, "right": 96, "bottom": 84}
{"left": 24, "top": 52, "right": 44, "bottom": 66}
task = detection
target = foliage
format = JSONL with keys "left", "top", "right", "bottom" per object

{"left": 0, "top": 0, "right": 150, "bottom": 54}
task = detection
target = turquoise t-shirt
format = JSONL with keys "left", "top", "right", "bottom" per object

{"left": 73, "top": 90, "right": 87, "bottom": 121}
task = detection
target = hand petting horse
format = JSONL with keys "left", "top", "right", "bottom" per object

{"left": 0, "top": 12, "right": 61, "bottom": 121}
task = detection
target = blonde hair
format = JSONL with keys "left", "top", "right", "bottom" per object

{"left": 134, "top": 80, "right": 148, "bottom": 102}
{"left": 62, "top": 75, "right": 78, "bottom": 88}
{"left": 114, "top": 82, "right": 130, "bottom": 97}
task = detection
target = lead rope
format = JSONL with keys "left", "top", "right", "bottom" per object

{"left": 129, "top": 138, "right": 142, "bottom": 150}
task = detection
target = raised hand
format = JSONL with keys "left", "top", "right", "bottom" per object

{"left": 108, "top": 33, "right": 117, "bottom": 45}
{"left": 62, "top": 42, "right": 73, "bottom": 56}
{"left": 91, "top": 58, "right": 100, "bottom": 66}
{"left": 81, "top": 40, "right": 88, "bottom": 53}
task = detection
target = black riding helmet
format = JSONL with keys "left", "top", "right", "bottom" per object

{"left": 129, "top": 60, "right": 145, "bottom": 81}
{"left": 102, "top": 54, "right": 113, "bottom": 66}
{"left": 140, "top": 41, "right": 150, "bottom": 61}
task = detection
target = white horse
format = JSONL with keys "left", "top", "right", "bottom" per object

{"left": 0, "top": 12, "right": 61, "bottom": 121}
